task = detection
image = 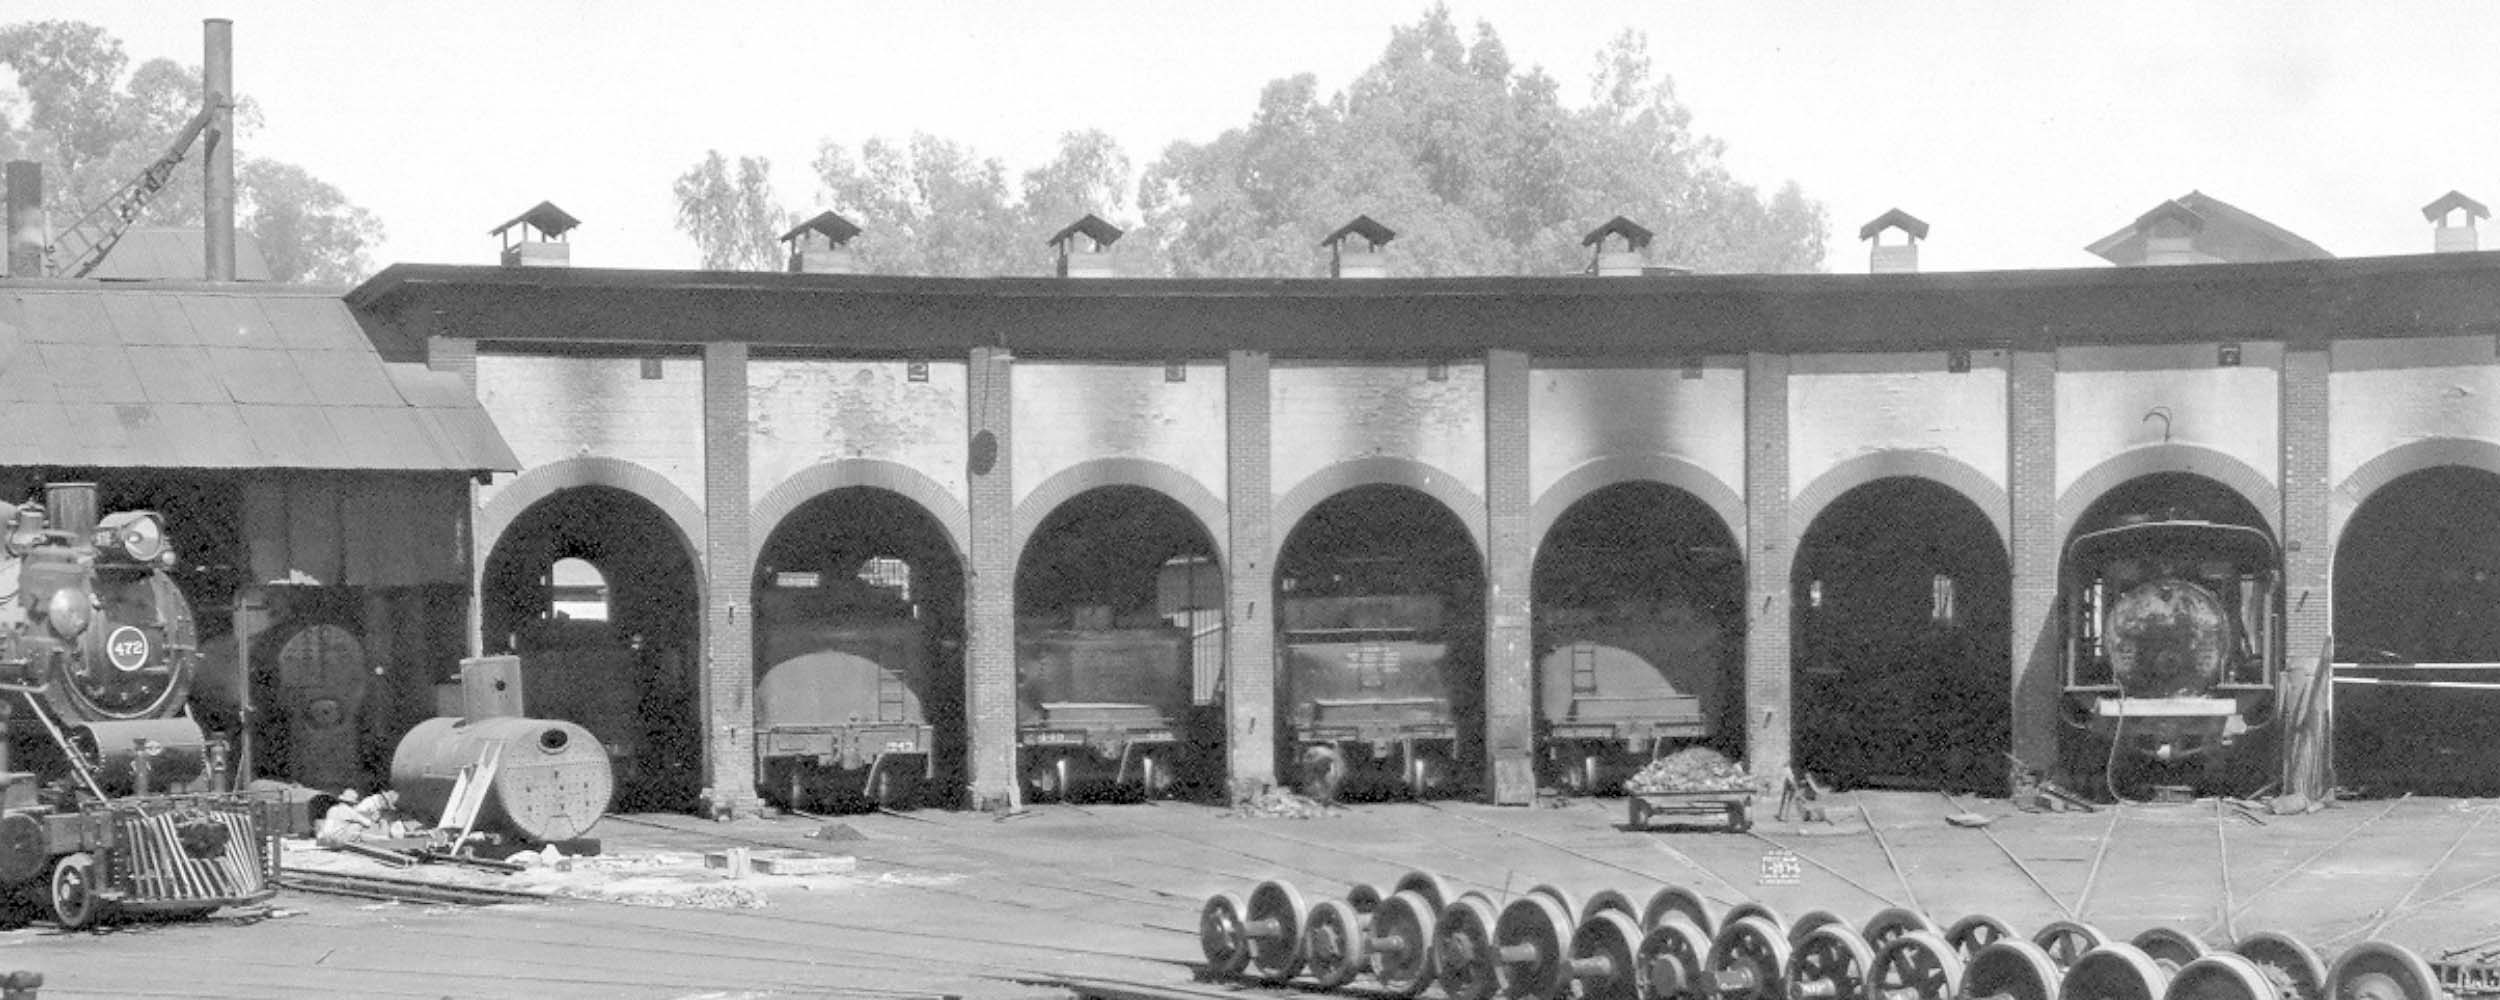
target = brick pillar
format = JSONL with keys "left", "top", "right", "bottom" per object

{"left": 2007, "top": 350, "right": 2062, "bottom": 778}
{"left": 1483, "top": 349, "right": 1536, "bottom": 804}
{"left": 1224, "top": 351, "right": 1277, "bottom": 792}
{"left": 964, "top": 346, "right": 1018, "bottom": 809}
{"left": 430, "top": 334, "right": 485, "bottom": 659}
{"left": 2280, "top": 347, "right": 2333, "bottom": 684}
{"left": 700, "top": 342, "right": 759, "bottom": 814}
{"left": 1743, "top": 353, "right": 1794, "bottom": 779}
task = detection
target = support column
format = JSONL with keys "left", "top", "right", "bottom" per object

{"left": 1484, "top": 349, "right": 1536, "bottom": 804}
{"left": 1223, "top": 351, "right": 1277, "bottom": 793}
{"left": 964, "top": 346, "right": 1018, "bottom": 809}
{"left": 2008, "top": 350, "right": 2062, "bottom": 780}
{"left": 428, "top": 334, "right": 485, "bottom": 659}
{"left": 1742, "top": 353, "right": 1793, "bottom": 779}
{"left": 2280, "top": 346, "right": 2333, "bottom": 688}
{"left": 700, "top": 341, "right": 759, "bottom": 815}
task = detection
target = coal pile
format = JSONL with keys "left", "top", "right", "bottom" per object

{"left": 1623, "top": 748, "right": 1762, "bottom": 794}
{"left": 1228, "top": 785, "right": 1339, "bottom": 820}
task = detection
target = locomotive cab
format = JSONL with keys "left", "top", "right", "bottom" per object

{"left": 2061, "top": 517, "right": 2281, "bottom": 791}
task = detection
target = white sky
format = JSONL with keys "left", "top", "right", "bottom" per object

{"left": 23, "top": 1, "right": 2500, "bottom": 275}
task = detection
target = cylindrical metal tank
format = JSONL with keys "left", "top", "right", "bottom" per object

{"left": 390, "top": 716, "right": 612, "bottom": 843}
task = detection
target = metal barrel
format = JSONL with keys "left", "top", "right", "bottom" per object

{"left": 390, "top": 716, "right": 613, "bottom": 843}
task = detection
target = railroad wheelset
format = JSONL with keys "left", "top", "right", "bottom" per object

{"left": 1199, "top": 879, "right": 1308, "bottom": 983}
{"left": 2326, "top": 941, "right": 2443, "bottom": 1000}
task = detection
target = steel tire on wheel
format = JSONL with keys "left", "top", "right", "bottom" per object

{"left": 1965, "top": 941, "right": 2063, "bottom": 1000}
{"left": 1436, "top": 895, "right": 1505, "bottom": 1000}
{"left": 1303, "top": 897, "right": 1367, "bottom": 989}
{"left": 1372, "top": 890, "right": 1441, "bottom": 998}
{"left": 49, "top": 852, "right": 98, "bottom": 930}
{"left": 1493, "top": 894, "right": 1573, "bottom": 1000}
{"left": 2162, "top": 954, "right": 2277, "bottom": 1000}
{"left": 1784, "top": 924, "right": 1875, "bottom": 1000}
{"left": 2033, "top": 920, "right": 2111, "bottom": 970}
{"left": 2231, "top": 931, "right": 2326, "bottom": 1000}
{"left": 1944, "top": 914, "right": 2016, "bottom": 959}
{"left": 1199, "top": 892, "right": 1253, "bottom": 978}
{"left": 1788, "top": 909, "right": 1851, "bottom": 948}
{"left": 1635, "top": 908, "right": 1712, "bottom": 1000}
{"left": 1571, "top": 910, "right": 1646, "bottom": 1000}
{"left": 1641, "top": 885, "right": 1718, "bottom": 939}
{"left": 1391, "top": 869, "right": 1455, "bottom": 917}
{"left": 1704, "top": 915, "right": 1792, "bottom": 1000}
{"left": 2060, "top": 943, "right": 2170, "bottom": 1000}
{"left": 1864, "top": 907, "right": 1941, "bottom": 949}
{"left": 2131, "top": 928, "right": 2209, "bottom": 975}
{"left": 1869, "top": 930, "right": 1965, "bottom": 1000}
{"left": 1244, "top": 879, "right": 1310, "bottom": 983}
{"left": 2326, "top": 941, "right": 2442, "bottom": 1000}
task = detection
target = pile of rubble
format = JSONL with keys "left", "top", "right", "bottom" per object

{"left": 1228, "top": 784, "right": 1339, "bottom": 820}
{"left": 1624, "top": 747, "right": 1763, "bottom": 795}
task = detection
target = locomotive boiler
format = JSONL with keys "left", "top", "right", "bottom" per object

{"left": 1533, "top": 597, "right": 1737, "bottom": 794}
{"left": 0, "top": 483, "right": 279, "bottom": 928}
{"left": 1016, "top": 609, "right": 1195, "bottom": 801}
{"left": 2062, "top": 514, "right": 2281, "bottom": 794}
{"left": 1280, "top": 581, "right": 1471, "bottom": 801}
{"left": 753, "top": 578, "right": 939, "bottom": 810}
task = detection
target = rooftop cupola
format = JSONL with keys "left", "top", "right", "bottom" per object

{"left": 1322, "top": 215, "right": 1396, "bottom": 278}
{"left": 2422, "top": 190, "right": 2488, "bottom": 254}
{"left": 780, "top": 211, "right": 863, "bottom": 274}
{"left": 1859, "top": 208, "right": 1929, "bottom": 274}
{"left": 2132, "top": 200, "right": 2211, "bottom": 266}
{"left": 1049, "top": 213, "right": 1125, "bottom": 278}
{"left": 491, "top": 201, "right": 579, "bottom": 268}
{"left": 1582, "top": 216, "right": 1654, "bottom": 276}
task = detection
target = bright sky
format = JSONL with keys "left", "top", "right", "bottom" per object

{"left": 23, "top": 1, "right": 2500, "bottom": 275}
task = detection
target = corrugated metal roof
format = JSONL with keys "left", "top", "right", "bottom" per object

{"left": 0, "top": 282, "right": 516, "bottom": 472}
{"left": 82, "top": 229, "right": 273, "bottom": 282}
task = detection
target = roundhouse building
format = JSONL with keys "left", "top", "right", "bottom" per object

{"left": 345, "top": 201, "right": 2500, "bottom": 812}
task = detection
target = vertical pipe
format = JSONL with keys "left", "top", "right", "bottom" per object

{"left": 203, "top": 18, "right": 235, "bottom": 282}
{"left": 4, "top": 160, "right": 40, "bottom": 278}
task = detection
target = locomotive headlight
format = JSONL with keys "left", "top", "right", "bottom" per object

{"left": 43, "top": 588, "right": 90, "bottom": 640}
{"left": 95, "top": 512, "right": 165, "bottom": 564}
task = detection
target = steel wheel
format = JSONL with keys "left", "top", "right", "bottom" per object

{"left": 1245, "top": 879, "right": 1310, "bottom": 983}
{"left": 1437, "top": 896, "right": 1505, "bottom": 1000}
{"left": 2034, "top": 921, "right": 2111, "bottom": 970}
{"left": 1408, "top": 750, "right": 1452, "bottom": 799}
{"left": 1200, "top": 891, "right": 1252, "bottom": 978}
{"left": 1529, "top": 884, "right": 1582, "bottom": 930}
{"left": 1394, "top": 868, "right": 1456, "bottom": 916}
{"left": 1494, "top": 894, "right": 1573, "bottom": 1000}
{"left": 1030, "top": 754, "right": 1075, "bottom": 801}
{"left": 2062, "top": 944, "right": 2170, "bottom": 1000}
{"left": 1643, "top": 886, "right": 1719, "bottom": 939}
{"left": 1372, "top": 890, "right": 1440, "bottom": 998}
{"left": 2232, "top": 931, "right": 2325, "bottom": 1000}
{"left": 1572, "top": 910, "right": 1647, "bottom": 1000}
{"left": 1636, "top": 909, "right": 1713, "bottom": 1000}
{"left": 1304, "top": 898, "right": 1367, "bottom": 989}
{"left": 1706, "top": 915, "right": 1793, "bottom": 1000}
{"left": 1348, "top": 882, "right": 1384, "bottom": 914}
{"left": 2164, "top": 954, "right": 2277, "bottom": 1000}
{"left": 1864, "top": 907, "right": 1941, "bottom": 949}
{"left": 1725, "top": 901, "right": 1789, "bottom": 940}
{"left": 1786, "top": 924, "right": 1876, "bottom": 1000}
{"left": 1967, "top": 941, "right": 2063, "bottom": 1000}
{"left": 1868, "top": 930, "right": 1964, "bottom": 1000}
{"left": 1585, "top": 888, "right": 1640, "bottom": 925}
{"left": 1945, "top": 915, "right": 2016, "bottom": 959}
{"left": 2132, "top": 928, "right": 2210, "bottom": 975}
{"left": 1139, "top": 751, "right": 1177, "bottom": 799}
{"left": 47, "top": 853, "right": 96, "bottom": 930}
{"left": 1790, "top": 909, "right": 1851, "bottom": 948}
{"left": 2326, "top": 941, "right": 2442, "bottom": 1000}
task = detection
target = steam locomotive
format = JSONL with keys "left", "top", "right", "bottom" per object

{"left": 0, "top": 483, "right": 279, "bottom": 928}
{"left": 1280, "top": 560, "right": 1473, "bottom": 800}
{"left": 753, "top": 574, "right": 940, "bottom": 810}
{"left": 2062, "top": 514, "right": 2281, "bottom": 793}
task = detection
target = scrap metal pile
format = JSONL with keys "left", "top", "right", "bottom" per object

{"left": 1623, "top": 749, "right": 1763, "bottom": 795}
{"left": 1198, "top": 867, "right": 2467, "bottom": 1000}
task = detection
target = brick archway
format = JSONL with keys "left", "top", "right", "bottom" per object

{"left": 1529, "top": 455, "right": 1746, "bottom": 560}
{"left": 2332, "top": 436, "right": 2500, "bottom": 547}
{"left": 2057, "top": 444, "right": 2281, "bottom": 542}
{"left": 1010, "top": 458, "right": 1227, "bottom": 564}
{"left": 1272, "top": 456, "right": 1488, "bottom": 565}
{"left": 754, "top": 459, "right": 970, "bottom": 565}
{"left": 477, "top": 457, "right": 706, "bottom": 575}
{"left": 1787, "top": 451, "right": 2010, "bottom": 578}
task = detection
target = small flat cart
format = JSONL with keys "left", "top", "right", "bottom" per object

{"left": 1626, "top": 788, "right": 1755, "bottom": 832}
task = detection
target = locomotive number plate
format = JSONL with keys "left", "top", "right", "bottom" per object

{"left": 1129, "top": 730, "right": 1175, "bottom": 743}
{"left": 882, "top": 739, "right": 920, "bottom": 753}
{"left": 106, "top": 626, "right": 151, "bottom": 672}
{"left": 1025, "top": 732, "right": 1085, "bottom": 746}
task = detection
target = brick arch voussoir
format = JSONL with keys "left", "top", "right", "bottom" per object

{"left": 1529, "top": 455, "right": 1747, "bottom": 562}
{"left": 1786, "top": 451, "right": 2011, "bottom": 580}
{"left": 1271, "top": 457, "right": 1488, "bottom": 567}
{"left": 477, "top": 457, "right": 707, "bottom": 576}
{"left": 1009, "top": 457, "right": 1228, "bottom": 567}
{"left": 752, "top": 459, "right": 971, "bottom": 567}
{"left": 2332, "top": 436, "right": 2500, "bottom": 549}
{"left": 2055, "top": 444, "right": 2282, "bottom": 543}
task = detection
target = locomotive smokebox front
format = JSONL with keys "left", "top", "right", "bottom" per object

{"left": 2106, "top": 578, "right": 2228, "bottom": 698}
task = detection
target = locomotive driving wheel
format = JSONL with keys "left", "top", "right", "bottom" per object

{"left": 2060, "top": 943, "right": 2170, "bottom": 1000}
{"left": 48, "top": 852, "right": 98, "bottom": 930}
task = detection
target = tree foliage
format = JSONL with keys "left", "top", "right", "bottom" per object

{"left": 0, "top": 20, "right": 383, "bottom": 283}
{"left": 673, "top": 151, "right": 788, "bottom": 271}
{"left": 671, "top": 5, "right": 1825, "bottom": 276}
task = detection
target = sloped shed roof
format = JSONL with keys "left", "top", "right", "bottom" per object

{"left": 0, "top": 281, "right": 515, "bottom": 472}
{"left": 82, "top": 229, "right": 273, "bottom": 282}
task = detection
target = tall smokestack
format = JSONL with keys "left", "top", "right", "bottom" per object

{"left": 44, "top": 483, "right": 97, "bottom": 542}
{"left": 204, "top": 18, "right": 235, "bottom": 282}
{"left": 5, "top": 161, "right": 39, "bottom": 278}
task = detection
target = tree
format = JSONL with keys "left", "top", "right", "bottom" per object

{"left": 673, "top": 150, "right": 788, "bottom": 272}
{"left": 0, "top": 20, "right": 383, "bottom": 283}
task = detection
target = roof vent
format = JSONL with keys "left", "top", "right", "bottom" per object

{"left": 1322, "top": 215, "right": 1396, "bottom": 278}
{"left": 2423, "top": 191, "right": 2487, "bottom": 254}
{"left": 2133, "top": 200, "right": 2209, "bottom": 266}
{"left": 781, "top": 211, "right": 862, "bottom": 274}
{"left": 491, "top": 201, "right": 579, "bottom": 268}
{"left": 1582, "top": 216, "right": 1653, "bottom": 276}
{"left": 1859, "top": 208, "right": 1928, "bottom": 274}
{"left": 1049, "top": 214, "right": 1124, "bottom": 278}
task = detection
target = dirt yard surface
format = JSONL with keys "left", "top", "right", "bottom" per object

{"left": 1, "top": 791, "right": 2495, "bottom": 998}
